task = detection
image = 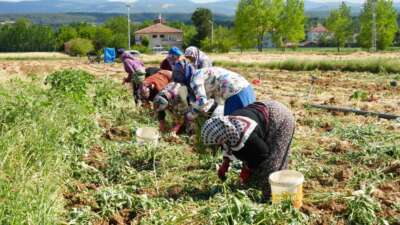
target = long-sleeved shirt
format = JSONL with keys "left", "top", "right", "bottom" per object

{"left": 121, "top": 52, "right": 145, "bottom": 83}
{"left": 189, "top": 67, "right": 250, "bottom": 115}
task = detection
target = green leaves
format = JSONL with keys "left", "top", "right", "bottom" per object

{"left": 326, "top": 2, "right": 353, "bottom": 51}
{"left": 45, "top": 69, "right": 94, "bottom": 96}
{"left": 359, "top": 0, "right": 398, "bottom": 50}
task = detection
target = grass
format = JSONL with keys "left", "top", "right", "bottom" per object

{"left": 214, "top": 57, "right": 400, "bottom": 74}
{"left": 0, "top": 68, "right": 399, "bottom": 224}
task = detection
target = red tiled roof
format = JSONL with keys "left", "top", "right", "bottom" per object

{"left": 310, "top": 24, "right": 328, "bottom": 33}
{"left": 135, "top": 23, "right": 183, "bottom": 34}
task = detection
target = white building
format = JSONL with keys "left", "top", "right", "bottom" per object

{"left": 135, "top": 16, "right": 183, "bottom": 51}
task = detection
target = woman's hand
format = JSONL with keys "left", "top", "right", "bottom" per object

{"left": 217, "top": 157, "right": 231, "bottom": 181}
{"left": 239, "top": 165, "right": 252, "bottom": 184}
{"left": 122, "top": 77, "right": 129, "bottom": 84}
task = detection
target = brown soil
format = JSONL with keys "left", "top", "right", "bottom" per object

{"left": 383, "top": 162, "right": 400, "bottom": 176}
{"left": 166, "top": 185, "right": 184, "bottom": 200}
{"left": 83, "top": 145, "right": 108, "bottom": 170}
{"left": 327, "top": 140, "right": 353, "bottom": 153}
{"left": 334, "top": 168, "right": 353, "bottom": 182}
{"left": 104, "top": 127, "right": 132, "bottom": 142}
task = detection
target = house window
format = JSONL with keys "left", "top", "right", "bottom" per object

{"left": 160, "top": 34, "right": 165, "bottom": 38}
{"left": 152, "top": 34, "right": 158, "bottom": 38}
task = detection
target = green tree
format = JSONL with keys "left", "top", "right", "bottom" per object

{"left": 234, "top": 0, "right": 257, "bottom": 52}
{"left": 191, "top": 8, "right": 213, "bottom": 46}
{"left": 10, "top": 18, "right": 31, "bottom": 51}
{"left": 93, "top": 26, "right": 113, "bottom": 53}
{"left": 56, "top": 26, "right": 78, "bottom": 50}
{"left": 201, "top": 26, "right": 235, "bottom": 53}
{"left": 31, "top": 25, "right": 56, "bottom": 51}
{"left": 358, "top": 0, "right": 398, "bottom": 50}
{"left": 104, "top": 16, "right": 128, "bottom": 34}
{"left": 326, "top": 2, "right": 353, "bottom": 52}
{"left": 110, "top": 33, "right": 128, "bottom": 49}
{"left": 77, "top": 24, "right": 97, "bottom": 40}
{"left": 66, "top": 38, "right": 94, "bottom": 56}
{"left": 274, "top": 0, "right": 305, "bottom": 49}
{"left": 233, "top": 0, "right": 284, "bottom": 52}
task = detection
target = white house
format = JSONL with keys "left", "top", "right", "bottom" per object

{"left": 307, "top": 24, "right": 330, "bottom": 42}
{"left": 135, "top": 16, "right": 183, "bottom": 51}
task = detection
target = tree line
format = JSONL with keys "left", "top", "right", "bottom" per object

{"left": 232, "top": 0, "right": 398, "bottom": 52}
{"left": 0, "top": 0, "right": 398, "bottom": 54}
{"left": 0, "top": 16, "right": 198, "bottom": 55}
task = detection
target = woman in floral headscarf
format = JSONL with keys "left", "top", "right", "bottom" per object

{"left": 184, "top": 46, "right": 212, "bottom": 69}
{"left": 185, "top": 67, "right": 256, "bottom": 120}
{"left": 201, "top": 100, "right": 295, "bottom": 202}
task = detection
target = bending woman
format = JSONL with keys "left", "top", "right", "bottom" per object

{"left": 185, "top": 67, "right": 256, "bottom": 119}
{"left": 138, "top": 70, "right": 172, "bottom": 104}
{"left": 153, "top": 82, "right": 189, "bottom": 133}
{"left": 119, "top": 49, "right": 146, "bottom": 104}
{"left": 201, "top": 101, "right": 295, "bottom": 201}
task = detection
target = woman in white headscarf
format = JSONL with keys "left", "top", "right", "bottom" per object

{"left": 184, "top": 46, "right": 212, "bottom": 69}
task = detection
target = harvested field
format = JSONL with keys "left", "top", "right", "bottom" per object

{"left": 0, "top": 53, "right": 399, "bottom": 224}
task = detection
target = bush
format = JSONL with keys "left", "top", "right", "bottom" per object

{"left": 141, "top": 36, "right": 150, "bottom": 47}
{"left": 131, "top": 45, "right": 151, "bottom": 54}
{"left": 45, "top": 69, "right": 94, "bottom": 97}
{"left": 66, "top": 38, "right": 94, "bottom": 56}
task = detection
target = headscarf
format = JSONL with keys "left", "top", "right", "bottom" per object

{"left": 201, "top": 116, "right": 257, "bottom": 151}
{"left": 153, "top": 82, "right": 187, "bottom": 112}
{"left": 184, "top": 46, "right": 212, "bottom": 69}
{"left": 169, "top": 47, "right": 183, "bottom": 57}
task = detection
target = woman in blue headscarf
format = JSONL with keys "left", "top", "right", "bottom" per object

{"left": 161, "top": 47, "right": 184, "bottom": 71}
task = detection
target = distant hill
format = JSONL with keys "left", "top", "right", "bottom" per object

{"left": 1, "top": 0, "right": 399, "bottom": 16}
{"left": 0, "top": 12, "right": 234, "bottom": 26}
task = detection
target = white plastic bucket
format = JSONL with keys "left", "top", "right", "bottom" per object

{"left": 135, "top": 127, "right": 159, "bottom": 145}
{"left": 269, "top": 170, "right": 304, "bottom": 208}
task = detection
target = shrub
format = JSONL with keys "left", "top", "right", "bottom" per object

{"left": 45, "top": 69, "right": 94, "bottom": 97}
{"left": 66, "top": 38, "right": 94, "bottom": 56}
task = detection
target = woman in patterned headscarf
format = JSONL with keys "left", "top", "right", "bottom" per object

{"left": 184, "top": 46, "right": 212, "bottom": 69}
{"left": 153, "top": 82, "right": 189, "bottom": 133}
{"left": 201, "top": 101, "right": 295, "bottom": 202}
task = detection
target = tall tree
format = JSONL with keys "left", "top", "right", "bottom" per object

{"left": 56, "top": 26, "right": 78, "bottom": 50}
{"left": 93, "top": 27, "right": 113, "bottom": 53}
{"left": 191, "top": 8, "right": 213, "bottom": 47}
{"left": 274, "top": 0, "right": 305, "bottom": 49}
{"left": 326, "top": 2, "right": 353, "bottom": 52}
{"left": 358, "top": 0, "right": 398, "bottom": 50}
{"left": 234, "top": 0, "right": 257, "bottom": 52}
{"left": 233, "top": 0, "right": 284, "bottom": 52}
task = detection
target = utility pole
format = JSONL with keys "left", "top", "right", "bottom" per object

{"left": 209, "top": 20, "right": 214, "bottom": 47}
{"left": 127, "top": 3, "right": 131, "bottom": 50}
{"left": 371, "top": 0, "right": 377, "bottom": 52}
